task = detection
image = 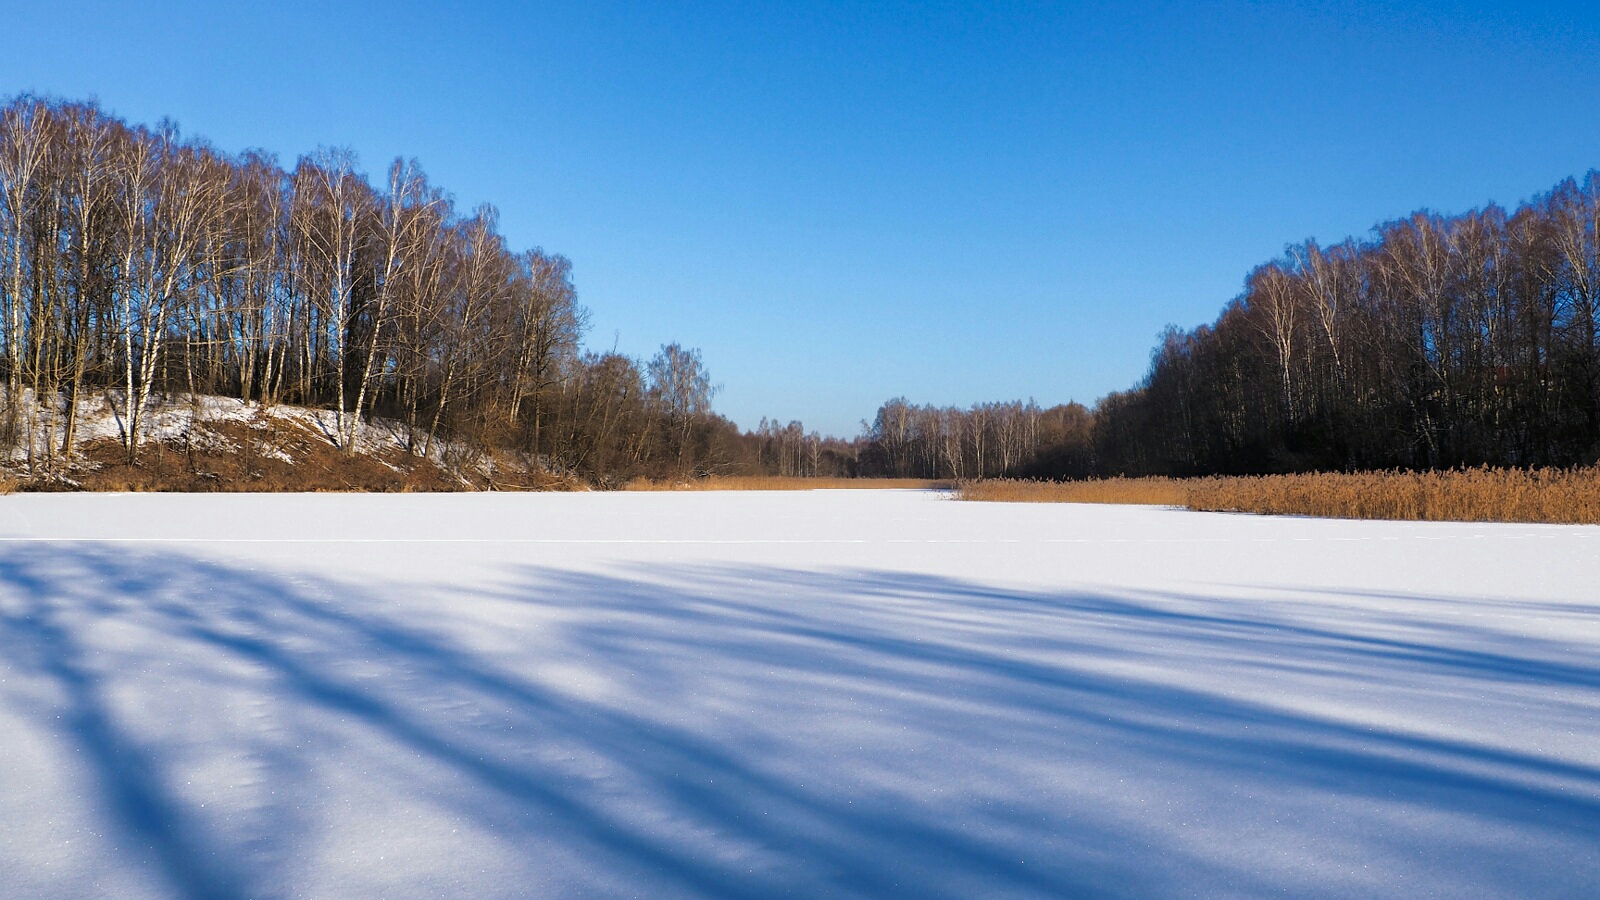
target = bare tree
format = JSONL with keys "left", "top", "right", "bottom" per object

{"left": 647, "top": 342, "right": 714, "bottom": 472}
{"left": 0, "top": 95, "right": 51, "bottom": 445}
{"left": 290, "top": 147, "right": 371, "bottom": 450}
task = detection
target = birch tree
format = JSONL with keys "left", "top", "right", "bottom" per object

{"left": 290, "top": 147, "right": 371, "bottom": 450}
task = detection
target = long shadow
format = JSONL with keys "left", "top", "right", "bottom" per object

{"left": 489, "top": 565, "right": 1600, "bottom": 804}
{"left": 0, "top": 546, "right": 1597, "bottom": 898}
{"left": 0, "top": 554, "right": 249, "bottom": 900}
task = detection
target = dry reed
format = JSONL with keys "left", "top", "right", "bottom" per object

{"left": 958, "top": 468, "right": 1600, "bottom": 525}
{"left": 1187, "top": 467, "right": 1600, "bottom": 524}
{"left": 956, "top": 477, "right": 1189, "bottom": 506}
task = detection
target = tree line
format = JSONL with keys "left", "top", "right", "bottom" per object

{"left": 849, "top": 171, "right": 1600, "bottom": 480}
{"left": 10, "top": 94, "right": 1596, "bottom": 487}
{"left": 1092, "top": 173, "right": 1600, "bottom": 475}
{"left": 0, "top": 95, "right": 732, "bottom": 483}
{"left": 728, "top": 401, "right": 1095, "bottom": 482}
{"left": 857, "top": 399, "right": 1092, "bottom": 479}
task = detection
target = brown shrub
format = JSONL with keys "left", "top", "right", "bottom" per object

{"left": 30, "top": 420, "right": 475, "bottom": 493}
{"left": 959, "top": 468, "right": 1600, "bottom": 524}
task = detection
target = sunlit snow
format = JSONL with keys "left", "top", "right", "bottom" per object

{"left": 0, "top": 490, "right": 1596, "bottom": 898}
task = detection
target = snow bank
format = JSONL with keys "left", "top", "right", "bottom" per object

{"left": 6, "top": 391, "right": 468, "bottom": 471}
{"left": 0, "top": 491, "right": 1595, "bottom": 897}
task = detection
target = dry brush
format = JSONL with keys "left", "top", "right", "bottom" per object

{"left": 958, "top": 469, "right": 1600, "bottom": 524}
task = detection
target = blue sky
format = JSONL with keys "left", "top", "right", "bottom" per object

{"left": 6, "top": 1, "right": 1600, "bottom": 435}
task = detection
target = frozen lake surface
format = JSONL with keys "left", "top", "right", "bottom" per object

{"left": 0, "top": 489, "right": 1597, "bottom": 898}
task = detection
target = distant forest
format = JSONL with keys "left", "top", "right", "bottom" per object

{"left": 846, "top": 172, "right": 1600, "bottom": 480}
{"left": 4, "top": 95, "right": 1598, "bottom": 486}
{"left": 1093, "top": 173, "right": 1600, "bottom": 475}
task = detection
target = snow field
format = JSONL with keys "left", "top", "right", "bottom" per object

{"left": 0, "top": 490, "right": 1596, "bottom": 898}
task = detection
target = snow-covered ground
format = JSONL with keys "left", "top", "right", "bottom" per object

{"left": 7, "top": 392, "right": 473, "bottom": 473}
{"left": 0, "top": 490, "right": 1596, "bottom": 898}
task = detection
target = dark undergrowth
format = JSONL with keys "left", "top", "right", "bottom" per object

{"left": 9, "top": 418, "right": 582, "bottom": 494}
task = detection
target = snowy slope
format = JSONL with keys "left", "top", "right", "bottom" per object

{"left": 6, "top": 392, "right": 486, "bottom": 478}
{"left": 0, "top": 490, "right": 1596, "bottom": 898}
{"left": 14, "top": 393, "right": 392, "bottom": 458}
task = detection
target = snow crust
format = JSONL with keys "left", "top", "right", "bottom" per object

{"left": 0, "top": 490, "right": 1596, "bottom": 898}
{"left": 9, "top": 392, "right": 464, "bottom": 470}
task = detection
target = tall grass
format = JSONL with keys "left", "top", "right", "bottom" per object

{"left": 956, "top": 477, "right": 1189, "bottom": 506}
{"left": 958, "top": 468, "right": 1600, "bottom": 524}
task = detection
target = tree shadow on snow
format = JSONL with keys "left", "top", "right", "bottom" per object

{"left": 0, "top": 547, "right": 1596, "bottom": 898}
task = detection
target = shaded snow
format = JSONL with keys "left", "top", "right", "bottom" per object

{"left": 0, "top": 491, "right": 1596, "bottom": 898}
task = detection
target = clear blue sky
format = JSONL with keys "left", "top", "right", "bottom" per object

{"left": 6, "top": 1, "right": 1600, "bottom": 435}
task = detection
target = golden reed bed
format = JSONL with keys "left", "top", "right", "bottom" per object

{"left": 625, "top": 476, "right": 948, "bottom": 492}
{"left": 956, "top": 477, "right": 1190, "bottom": 506}
{"left": 956, "top": 469, "right": 1600, "bottom": 525}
